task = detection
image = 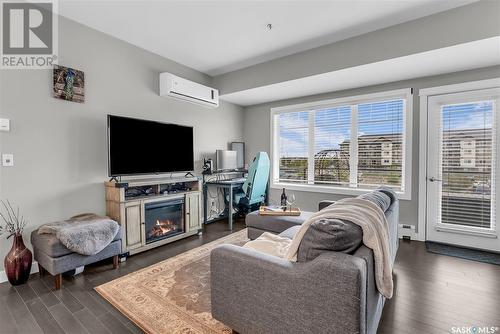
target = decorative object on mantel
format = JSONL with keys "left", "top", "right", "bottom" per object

{"left": 53, "top": 65, "right": 85, "bottom": 103}
{"left": 0, "top": 200, "right": 32, "bottom": 285}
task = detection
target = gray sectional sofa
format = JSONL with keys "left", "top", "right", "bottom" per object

{"left": 211, "top": 190, "right": 399, "bottom": 334}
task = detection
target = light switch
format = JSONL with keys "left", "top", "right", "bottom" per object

{"left": 0, "top": 118, "right": 9, "bottom": 132}
{"left": 2, "top": 154, "right": 14, "bottom": 167}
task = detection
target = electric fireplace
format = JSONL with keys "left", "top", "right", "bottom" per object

{"left": 144, "top": 198, "right": 185, "bottom": 244}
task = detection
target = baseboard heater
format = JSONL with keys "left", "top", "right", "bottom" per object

{"left": 398, "top": 224, "right": 417, "bottom": 240}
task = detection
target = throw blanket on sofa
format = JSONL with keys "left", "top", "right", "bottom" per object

{"left": 244, "top": 197, "right": 393, "bottom": 298}
{"left": 243, "top": 232, "right": 292, "bottom": 258}
{"left": 38, "top": 213, "right": 119, "bottom": 256}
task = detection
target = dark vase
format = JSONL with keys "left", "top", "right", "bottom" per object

{"left": 4, "top": 234, "right": 32, "bottom": 285}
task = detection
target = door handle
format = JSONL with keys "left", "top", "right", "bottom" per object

{"left": 428, "top": 177, "right": 442, "bottom": 182}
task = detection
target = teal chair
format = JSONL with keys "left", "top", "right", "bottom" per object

{"left": 233, "top": 152, "right": 270, "bottom": 213}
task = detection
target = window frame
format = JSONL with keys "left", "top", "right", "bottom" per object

{"left": 270, "top": 88, "right": 413, "bottom": 200}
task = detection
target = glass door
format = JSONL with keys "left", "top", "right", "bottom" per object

{"left": 426, "top": 88, "right": 500, "bottom": 251}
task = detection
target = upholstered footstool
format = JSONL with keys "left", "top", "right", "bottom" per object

{"left": 30, "top": 226, "right": 122, "bottom": 289}
{"left": 245, "top": 210, "right": 314, "bottom": 239}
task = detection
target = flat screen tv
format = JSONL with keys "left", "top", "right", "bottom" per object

{"left": 107, "top": 115, "right": 194, "bottom": 176}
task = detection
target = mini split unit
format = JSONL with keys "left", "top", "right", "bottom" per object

{"left": 159, "top": 72, "right": 219, "bottom": 108}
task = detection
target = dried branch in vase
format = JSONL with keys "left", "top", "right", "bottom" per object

{"left": 0, "top": 200, "right": 28, "bottom": 239}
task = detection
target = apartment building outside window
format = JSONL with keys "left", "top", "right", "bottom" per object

{"left": 271, "top": 89, "right": 413, "bottom": 199}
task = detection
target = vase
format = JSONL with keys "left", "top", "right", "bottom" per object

{"left": 4, "top": 234, "right": 32, "bottom": 285}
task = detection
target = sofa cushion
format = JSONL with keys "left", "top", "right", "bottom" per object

{"left": 297, "top": 219, "right": 363, "bottom": 262}
{"left": 31, "top": 226, "right": 122, "bottom": 258}
{"left": 278, "top": 225, "right": 301, "bottom": 239}
{"left": 376, "top": 186, "right": 397, "bottom": 205}
{"left": 358, "top": 190, "right": 392, "bottom": 212}
{"left": 246, "top": 210, "right": 314, "bottom": 235}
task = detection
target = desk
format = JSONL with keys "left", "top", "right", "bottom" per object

{"left": 203, "top": 179, "right": 245, "bottom": 230}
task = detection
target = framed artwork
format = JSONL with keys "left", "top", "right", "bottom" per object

{"left": 53, "top": 65, "right": 85, "bottom": 103}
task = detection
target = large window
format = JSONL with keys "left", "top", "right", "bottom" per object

{"left": 271, "top": 89, "right": 412, "bottom": 199}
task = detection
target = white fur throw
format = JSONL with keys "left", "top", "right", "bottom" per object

{"left": 38, "top": 213, "right": 119, "bottom": 256}
{"left": 243, "top": 232, "right": 292, "bottom": 258}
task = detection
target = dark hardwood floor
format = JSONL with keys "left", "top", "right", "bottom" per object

{"left": 378, "top": 240, "right": 500, "bottom": 334}
{"left": 1, "top": 220, "right": 499, "bottom": 334}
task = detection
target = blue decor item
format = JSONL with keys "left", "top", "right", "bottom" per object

{"left": 232, "top": 152, "right": 270, "bottom": 212}
{"left": 243, "top": 151, "right": 270, "bottom": 206}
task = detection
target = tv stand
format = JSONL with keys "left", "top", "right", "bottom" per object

{"left": 105, "top": 176, "right": 202, "bottom": 256}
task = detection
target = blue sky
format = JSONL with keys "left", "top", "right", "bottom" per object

{"left": 442, "top": 101, "right": 493, "bottom": 131}
{"left": 279, "top": 100, "right": 493, "bottom": 157}
{"left": 279, "top": 100, "right": 404, "bottom": 157}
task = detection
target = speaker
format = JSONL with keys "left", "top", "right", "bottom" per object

{"left": 231, "top": 142, "right": 245, "bottom": 169}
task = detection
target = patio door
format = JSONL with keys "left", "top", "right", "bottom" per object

{"left": 426, "top": 88, "right": 500, "bottom": 252}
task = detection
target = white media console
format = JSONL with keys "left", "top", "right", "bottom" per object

{"left": 105, "top": 176, "right": 202, "bottom": 256}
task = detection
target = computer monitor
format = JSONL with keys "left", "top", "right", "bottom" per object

{"left": 216, "top": 150, "right": 237, "bottom": 171}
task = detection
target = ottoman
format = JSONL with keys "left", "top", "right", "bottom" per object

{"left": 31, "top": 226, "right": 122, "bottom": 289}
{"left": 245, "top": 210, "right": 313, "bottom": 240}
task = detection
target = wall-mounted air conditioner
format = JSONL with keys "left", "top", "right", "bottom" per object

{"left": 159, "top": 72, "right": 219, "bottom": 108}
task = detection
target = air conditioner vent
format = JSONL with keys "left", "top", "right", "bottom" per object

{"left": 159, "top": 73, "right": 219, "bottom": 108}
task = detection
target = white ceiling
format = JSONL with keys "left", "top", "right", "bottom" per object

{"left": 219, "top": 37, "right": 500, "bottom": 106}
{"left": 59, "top": 0, "right": 477, "bottom": 76}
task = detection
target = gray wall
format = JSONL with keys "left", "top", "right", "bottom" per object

{"left": 243, "top": 65, "right": 500, "bottom": 228}
{"left": 215, "top": 1, "right": 500, "bottom": 95}
{"left": 0, "top": 17, "right": 243, "bottom": 270}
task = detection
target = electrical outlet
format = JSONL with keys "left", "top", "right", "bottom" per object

{"left": 0, "top": 118, "right": 10, "bottom": 132}
{"left": 2, "top": 154, "right": 14, "bottom": 167}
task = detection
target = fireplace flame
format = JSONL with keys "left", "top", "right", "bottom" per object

{"left": 149, "top": 219, "right": 177, "bottom": 238}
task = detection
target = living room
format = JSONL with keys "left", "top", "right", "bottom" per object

{"left": 0, "top": 1, "right": 499, "bottom": 333}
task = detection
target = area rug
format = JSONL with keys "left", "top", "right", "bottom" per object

{"left": 425, "top": 241, "right": 500, "bottom": 265}
{"left": 95, "top": 229, "right": 249, "bottom": 334}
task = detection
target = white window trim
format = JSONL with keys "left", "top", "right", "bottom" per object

{"left": 270, "top": 88, "right": 413, "bottom": 200}
{"left": 417, "top": 78, "right": 500, "bottom": 242}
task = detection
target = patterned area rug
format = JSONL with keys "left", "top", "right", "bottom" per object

{"left": 95, "top": 229, "right": 249, "bottom": 334}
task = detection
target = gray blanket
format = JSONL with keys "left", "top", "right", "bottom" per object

{"left": 38, "top": 213, "right": 119, "bottom": 255}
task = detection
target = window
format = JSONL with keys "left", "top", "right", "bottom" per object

{"left": 277, "top": 111, "right": 309, "bottom": 182}
{"left": 271, "top": 89, "right": 412, "bottom": 199}
{"left": 314, "top": 106, "right": 351, "bottom": 186}
{"left": 357, "top": 99, "right": 404, "bottom": 188}
{"left": 440, "top": 100, "right": 495, "bottom": 229}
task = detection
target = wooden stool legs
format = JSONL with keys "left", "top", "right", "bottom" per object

{"left": 38, "top": 264, "right": 61, "bottom": 290}
{"left": 41, "top": 255, "right": 119, "bottom": 290}
{"left": 54, "top": 274, "right": 62, "bottom": 290}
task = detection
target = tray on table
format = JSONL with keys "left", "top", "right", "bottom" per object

{"left": 259, "top": 206, "right": 301, "bottom": 216}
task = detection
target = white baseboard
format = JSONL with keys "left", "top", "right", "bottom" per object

{"left": 0, "top": 261, "right": 39, "bottom": 284}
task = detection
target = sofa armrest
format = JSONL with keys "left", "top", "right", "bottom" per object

{"left": 318, "top": 200, "right": 336, "bottom": 210}
{"left": 211, "top": 244, "right": 367, "bottom": 334}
